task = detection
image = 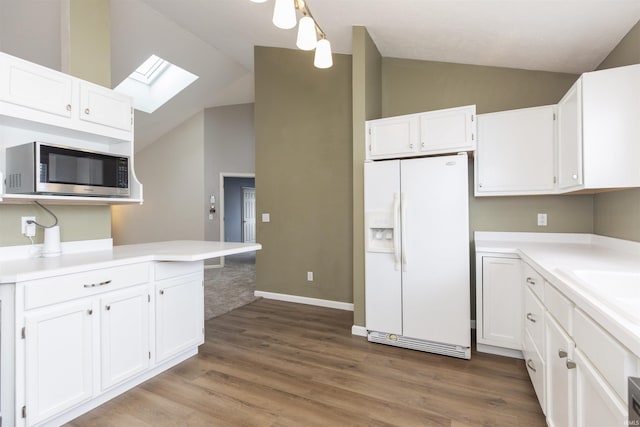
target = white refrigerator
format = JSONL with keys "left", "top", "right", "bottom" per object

{"left": 364, "top": 153, "right": 471, "bottom": 359}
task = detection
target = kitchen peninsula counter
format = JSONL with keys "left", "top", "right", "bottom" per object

{"left": 0, "top": 240, "right": 261, "bottom": 283}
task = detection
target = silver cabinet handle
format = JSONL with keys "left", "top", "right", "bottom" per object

{"left": 526, "top": 277, "right": 536, "bottom": 285}
{"left": 66, "top": 104, "right": 72, "bottom": 111}
{"left": 84, "top": 108, "right": 90, "bottom": 115}
{"left": 159, "top": 289, "right": 164, "bottom": 295}
{"left": 526, "top": 313, "right": 536, "bottom": 323}
{"left": 409, "top": 143, "right": 414, "bottom": 149}
{"left": 87, "top": 309, "right": 93, "bottom": 315}
{"left": 421, "top": 142, "right": 425, "bottom": 148}
{"left": 84, "top": 280, "right": 112, "bottom": 288}
{"left": 106, "top": 305, "right": 111, "bottom": 311}
{"left": 526, "top": 359, "right": 537, "bottom": 373}
{"left": 572, "top": 174, "right": 578, "bottom": 180}
{"left": 558, "top": 349, "right": 568, "bottom": 358}
{"left": 566, "top": 359, "right": 576, "bottom": 369}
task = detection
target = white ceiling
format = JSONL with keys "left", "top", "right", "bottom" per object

{"left": 4, "top": 1, "right": 640, "bottom": 150}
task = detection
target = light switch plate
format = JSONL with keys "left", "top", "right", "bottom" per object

{"left": 262, "top": 213, "right": 270, "bottom": 223}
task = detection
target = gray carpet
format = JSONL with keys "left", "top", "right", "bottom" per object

{"left": 204, "top": 251, "right": 259, "bottom": 320}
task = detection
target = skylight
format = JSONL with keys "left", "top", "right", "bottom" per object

{"left": 114, "top": 55, "right": 198, "bottom": 114}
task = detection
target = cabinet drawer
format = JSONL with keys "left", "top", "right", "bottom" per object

{"left": 524, "top": 287, "right": 545, "bottom": 354}
{"left": 523, "top": 263, "right": 544, "bottom": 301}
{"left": 523, "top": 330, "right": 546, "bottom": 413}
{"left": 155, "top": 261, "right": 203, "bottom": 281}
{"left": 24, "top": 263, "right": 151, "bottom": 310}
{"left": 544, "top": 281, "right": 573, "bottom": 333}
{"left": 573, "top": 308, "right": 637, "bottom": 402}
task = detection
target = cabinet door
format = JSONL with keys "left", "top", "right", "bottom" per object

{"left": 475, "top": 106, "right": 556, "bottom": 195}
{"left": 419, "top": 105, "right": 475, "bottom": 154}
{"left": 557, "top": 79, "right": 583, "bottom": 191}
{"left": 545, "top": 313, "right": 576, "bottom": 427}
{"left": 79, "top": 81, "right": 132, "bottom": 131}
{"left": 24, "top": 299, "right": 95, "bottom": 425}
{"left": 366, "top": 115, "right": 419, "bottom": 160}
{"left": 480, "top": 257, "right": 522, "bottom": 349}
{"left": 0, "top": 54, "right": 73, "bottom": 118}
{"left": 155, "top": 273, "right": 204, "bottom": 363}
{"left": 574, "top": 348, "right": 626, "bottom": 427}
{"left": 100, "top": 285, "right": 150, "bottom": 391}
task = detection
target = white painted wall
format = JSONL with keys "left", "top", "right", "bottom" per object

{"left": 111, "top": 111, "right": 205, "bottom": 244}
{"left": 204, "top": 103, "right": 255, "bottom": 243}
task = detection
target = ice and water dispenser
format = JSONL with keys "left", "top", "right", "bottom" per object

{"left": 366, "top": 211, "right": 395, "bottom": 253}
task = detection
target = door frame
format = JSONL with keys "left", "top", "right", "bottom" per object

{"left": 218, "top": 172, "right": 256, "bottom": 267}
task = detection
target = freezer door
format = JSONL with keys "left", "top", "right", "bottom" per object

{"left": 400, "top": 154, "right": 470, "bottom": 347}
{"left": 364, "top": 160, "right": 402, "bottom": 335}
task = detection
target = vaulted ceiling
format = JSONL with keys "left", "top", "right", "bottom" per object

{"left": 2, "top": 1, "right": 640, "bottom": 150}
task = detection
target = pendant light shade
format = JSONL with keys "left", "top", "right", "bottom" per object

{"left": 252, "top": 0, "right": 333, "bottom": 68}
{"left": 314, "top": 38, "right": 333, "bottom": 69}
{"left": 273, "top": 0, "right": 297, "bottom": 29}
{"left": 296, "top": 16, "right": 317, "bottom": 51}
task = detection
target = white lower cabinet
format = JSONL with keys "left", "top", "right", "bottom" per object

{"left": 478, "top": 254, "right": 638, "bottom": 426}
{"left": 24, "top": 299, "right": 95, "bottom": 426}
{"left": 574, "top": 348, "right": 627, "bottom": 426}
{"left": 100, "top": 285, "right": 150, "bottom": 391}
{"left": 155, "top": 263, "right": 204, "bottom": 364}
{"left": 523, "top": 330, "right": 546, "bottom": 413}
{"left": 475, "top": 254, "right": 523, "bottom": 353}
{"left": 545, "top": 312, "right": 576, "bottom": 427}
{"left": 13, "top": 260, "right": 207, "bottom": 426}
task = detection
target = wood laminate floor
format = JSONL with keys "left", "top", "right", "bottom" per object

{"left": 67, "top": 299, "right": 545, "bottom": 426}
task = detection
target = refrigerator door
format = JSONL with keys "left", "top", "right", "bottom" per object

{"left": 364, "top": 160, "right": 402, "bottom": 335}
{"left": 400, "top": 154, "right": 470, "bottom": 347}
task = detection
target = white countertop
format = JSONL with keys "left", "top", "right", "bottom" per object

{"left": 476, "top": 232, "right": 640, "bottom": 358}
{"left": 0, "top": 240, "right": 261, "bottom": 283}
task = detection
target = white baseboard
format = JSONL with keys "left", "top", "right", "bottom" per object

{"left": 477, "top": 343, "right": 523, "bottom": 359}
{"left": 351, "top": 325, "right": 367, "bottom": 337}
{"left": 254, "top": 291, "right": 354, "bottom": 311}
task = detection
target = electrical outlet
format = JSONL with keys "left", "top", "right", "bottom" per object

{"left": 307, "top": 271, "right": 313, "bottom": 282}
{"left": 537, "top": 213, "right": 548, "bottom": 227}
{"left": 21, "top": 216, "right": 36, "bottom": 237}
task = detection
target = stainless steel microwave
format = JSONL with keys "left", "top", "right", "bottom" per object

{"left": 5, "top": 142, "right": 130, "bottom": 197}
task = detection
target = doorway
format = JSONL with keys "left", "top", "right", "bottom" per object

{"left": 220, "top": 173, "right": 256, "bottom": 266}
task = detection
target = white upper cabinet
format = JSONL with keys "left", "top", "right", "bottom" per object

{"left": 419, "top": 105, "right": 476, "bottom": 154}
{"left": 475, "top": 64, "right": 640, "bottom": 196}
{"left": 558, "top": 64, "right": 640, "bottom": 192}
{"left": 0, "top": 56, "right": 73, "bottom": 118}
{"left": 367, "top": 114, "right": 419, "bottom": 160}
{"left": 366, "top": 105, "right": 476, "bottom": 160}
{"left": 0, "top": 52, "right": 132, "bottom": 139}
{"left": 557, "top": 80, "right": 583, "bottom": 191}
{"left": 475, "top": 105, "right": 556, "bottom": 196}
{"left": 79, "top": 81, "right": 132, "bottom": 132}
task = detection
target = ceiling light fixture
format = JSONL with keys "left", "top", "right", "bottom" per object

{"left": 252, "top": 0, "right": 333, "bottom": 69}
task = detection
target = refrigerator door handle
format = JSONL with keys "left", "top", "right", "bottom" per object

{"left": 401, "top": 192, "right": 407, "bottom": 272}
{"left": 393, "top": 192, "right": 401, "bottom": 270}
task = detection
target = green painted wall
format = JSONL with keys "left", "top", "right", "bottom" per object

{"left": 593, "top": 19, "right": 640, "bottom": 242}
{"left": 0, "top": 1, "right": 112, "bottom": 248}
{"left": 254, "top": 46, "right": 353, "bottom": 303}
{"left": 352, "top": 27, "right": 382, "bottom": 327}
